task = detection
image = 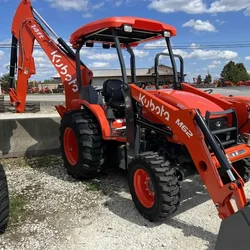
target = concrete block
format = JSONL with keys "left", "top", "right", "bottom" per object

{"left": 0, "top": 114, "right": 61, "bottom": 158}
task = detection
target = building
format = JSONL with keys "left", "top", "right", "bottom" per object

{"left": 52, "top": 64, "right": 180, "bottom": 87}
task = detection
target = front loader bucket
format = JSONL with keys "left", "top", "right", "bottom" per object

{"left": 215, "top": 203, "right": 250, "bottom": 250}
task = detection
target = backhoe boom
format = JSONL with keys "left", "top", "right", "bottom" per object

{"left": 9, "top": 0, "right": 93, "bottom": 113}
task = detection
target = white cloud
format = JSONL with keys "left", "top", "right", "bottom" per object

{"left": 170, "top": 49, "right": 238, "bottom": 60}
{"left": 208, "top": 64, "right": 216, "bottom": 68}
{"left": 212, "top": 60, "right": 221, "bottom": 65}
{"left": 92, "top": 2, "right": 104, "bottom": 9}
{"left": 245, "top": 56, "right": 250, "bottom": 60}
{"left": 182, "top": 19, "right": 216, "bottom": 32}
{"left": 215, "top": 19, "right": 225, "bottom": 25}
{"left": 209, "top": 0, "right": 250, "bottom": 15}
{"left": 87, "top": 53, "right": 118, "bottom": 60}
{"left": 45, "top": 0, "right": 88, "bottom": 11}
{"left": 89, "top": 62, "right": 110, "bottom": 68}
{"left": 148, "top": 0, "right": 207, "bottom": 14}
{"left": 144, "top": 39, "right": 167, "bottom": 49}
{"left": 0, "top": 51, "right": 4, "bottom": 60}
{"left": 115, "top": 0, "right": 123, "bottom": 6}
{"left": 133, "top": 49, "right": 149, "bottom": 58}
{"left": 80, "top": 48, "right": 92, "bottom": 56}
{"left": 31, "top": 50, "right": 56, "bottom": 77}
{"left": 208, "top": 60, "right": 221, "bottom": 68}
{"left": 171, "top": 49, "right": 190, "bottom": 58}
{"left": 190, "top": 50, "right": 237, "bottom": 60}
{"left": 33, "top": 50, "right": 46, "bottom": 57}
{"left": 148, "top": 0, "right": 250, "bottom": 15}
{"left": 189, "top": 43, "right": 200, "bottom": 49}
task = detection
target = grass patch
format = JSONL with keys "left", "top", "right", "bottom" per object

{"left": 9, "top": 194, "right": 27, "bottom": 225}
{"left": 87, "top": 182, "right": 100, "bottom": 191}
{"left": 25, "top": 154, "right": 62, "bottom": 169}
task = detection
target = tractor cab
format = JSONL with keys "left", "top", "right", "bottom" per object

{"left": 69, "top": 16, "right": 180, "bottom": 120}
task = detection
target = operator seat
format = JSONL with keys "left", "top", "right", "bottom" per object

{"left": 102, "top": 79, "right": 125, "bottom": 110}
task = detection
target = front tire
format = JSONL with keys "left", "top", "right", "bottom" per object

{"left": 0, "top": 164, "right": 9, "bottom": 234}
{"left": 128, "top": 152, "right": 181, "bottom": 222}
{"left": 59, "top": 108, "right": 107, "bottom": 179}
{"left": 233, "top": 158, "right": 250, "bottom": 183}
{"left": 220, "top": 158, "right": 250, "bottom": 184}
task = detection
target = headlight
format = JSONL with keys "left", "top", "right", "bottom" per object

{"left": 215, "top": 121, "right": 222, "bottom": 128}
{"left": 209, "top": 116, "right": 228, "bottom": 131}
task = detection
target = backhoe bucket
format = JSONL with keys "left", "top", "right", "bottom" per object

{"left": 215, "top": 203, "right": 250, "bottom": 250}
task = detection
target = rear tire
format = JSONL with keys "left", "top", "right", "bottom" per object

{"left": 0, "top": 164, "right": 9, "bottom": 234}
{"left": 128, "top": 151, "right": 181, "bottom": 222}
{"left": 59, "top": 108, "right": 107, "bottom": 179}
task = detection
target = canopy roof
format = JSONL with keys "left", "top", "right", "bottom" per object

{"left": 70, "top": 16, "right": 176, "bottom": 47}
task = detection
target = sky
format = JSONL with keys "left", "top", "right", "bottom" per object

{"left": 1, "top": 0, "right": 250, "bottom": 82}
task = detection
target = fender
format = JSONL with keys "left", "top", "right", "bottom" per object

{"left": 71, "top": 99, "right": 111, "bottom": 138}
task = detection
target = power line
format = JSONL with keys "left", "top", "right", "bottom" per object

{"left": 1, "top": 46, "right": 250, "bottom": 50}
{"left": 1, "top": 43, "right": 250, "bottom": 50}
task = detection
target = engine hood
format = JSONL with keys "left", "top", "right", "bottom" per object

{"left": 148, "top": 89, "right": 224, "bottom": 117}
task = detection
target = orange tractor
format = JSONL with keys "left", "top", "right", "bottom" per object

{"left": 4, "top": 0, "right": 250, "bottom": 247}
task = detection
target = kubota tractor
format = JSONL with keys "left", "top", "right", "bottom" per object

{"left": 7, "top": 0, "right": 250, "bottom": 248}
{"left": 0, "top": 164, "right": 9, "bottom": 234}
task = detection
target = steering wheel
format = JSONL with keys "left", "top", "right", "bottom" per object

{"left": 204, "top": 88, "right": 213, "bottom": 94}
{"left": 135, "top": 81, "right": 147, "bottom": 89}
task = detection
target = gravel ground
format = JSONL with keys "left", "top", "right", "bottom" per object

{"left": 1, "top": 154, "right": 248, "bottom": 250}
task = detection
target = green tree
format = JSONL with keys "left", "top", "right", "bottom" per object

{"left": 42, "top": 79, "right": 58, "bottom": 85}
{"left": 197, "top": 75, "right": 202, "bottom": 84}
{"left": 221, "top": 61, "right": 250, "bottom": 84}
{"left": 0, "top": 73, "right": 13, "bottom": 92}
{"left": 235, "top": 63, "right": 250, "bottom": 81}
{"left": 204, "top": 73, "right": 212, "bottom": 83}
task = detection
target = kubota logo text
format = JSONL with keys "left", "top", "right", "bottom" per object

{"left": 51, "top": 50, "right": 78, "bottom": 92}
{"left": 139, "top": 93, "right": 170, "bottom": 121}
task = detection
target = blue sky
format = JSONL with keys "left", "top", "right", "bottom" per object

{"left": 1, "top": 0, "right": 250, "bottom": 82}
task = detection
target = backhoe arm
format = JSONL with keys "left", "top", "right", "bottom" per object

{"left": 9, "top": 0, "right": 93, "bottom": 112}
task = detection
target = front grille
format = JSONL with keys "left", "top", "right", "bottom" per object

{"left": 205, "top": 109, "right": 238, "bottom": 148}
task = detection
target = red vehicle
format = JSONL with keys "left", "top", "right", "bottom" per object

{"left": 236, "top": 80, "right": 250, "bottom": 86}
{"left": 5, "top": 0, "right": 250, "bottom": 247}
{"left": 215, "top": 78, "right": 234, "bottom": 87}
{"left": 39, "top": 87, "right": 52, "bottom": 94}
{"left": 28, "top": 87, "right": 39, "bottom": 93}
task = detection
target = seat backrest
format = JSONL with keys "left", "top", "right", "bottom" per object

{"left": 102, "top": 79, "right": 124, "bottom": 103}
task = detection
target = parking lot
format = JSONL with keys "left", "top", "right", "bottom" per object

{"left": 0, "top": 155, "right": 231, "bottom": 250}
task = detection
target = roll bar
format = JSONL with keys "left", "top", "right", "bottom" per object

{"left": 154, "top": 52, "right": 184, "bottom": 89}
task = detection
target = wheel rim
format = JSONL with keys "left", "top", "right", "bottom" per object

{"left": 133, "top": 168, "right": 155, "bottom": 208}
{"left": 63, "top": 127, "right": 78, "bottom": 165}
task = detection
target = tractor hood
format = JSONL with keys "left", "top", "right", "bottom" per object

{"left": 148, "top": 89, "right": 224, "bottom": 117}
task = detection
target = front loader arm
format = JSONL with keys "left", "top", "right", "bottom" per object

{"left": 130, "top": 84, "right": 248, "bottom": 220}
{"left": 9, "top": 0, "right": 93, "bottom": 112}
